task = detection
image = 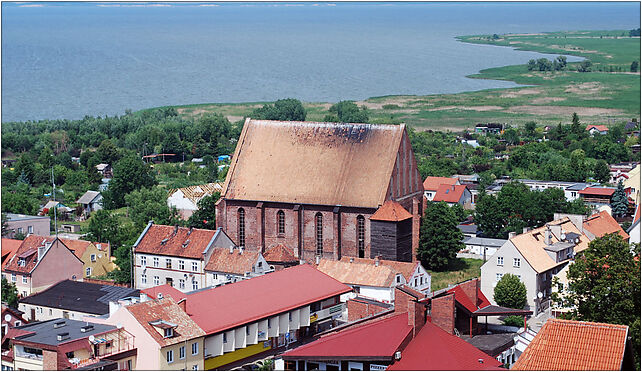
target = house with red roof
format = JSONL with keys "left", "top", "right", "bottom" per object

{"left": 1, "top": 239, "right": 22, "bottom": 270}
{"left": 1, "top": 236, "right": 83, "bottom": 298}
{"left": 204, "top": 246, "right": 272, "bottom": 287}
{"left": 512, "top": 318, "right": 634, "bottom": 370}
{"left": 586, "top": 124, "right": 609, "bottom": 135}
{"left": 423, "top": 176, "right": 459, "bottom": 201}
{"left": 182, "top": 264, "right": 351, "bottom": 370}
{"left": 132, "top": 224, "right": 235, "bottom": 293}
{"left": 263, "top": 243, "right": 299, "bottom": 270}
{"left": 432, "top": 184, "right": 473, "bottom": 208}
{"left": 1, "top": 305, "right": 27, "bottom": 338}
{"left": 582, "top": 210, "right": 629, "bottom": 240}
{"left": 579, "top": 186, "right": 616, "bottom": 207}
{"left": 340, "top": 256, "right": 431, "bottom": 294}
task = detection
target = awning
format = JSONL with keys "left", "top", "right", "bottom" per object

{"left": 473, "top": 305, "right": 532, "bottom": 316}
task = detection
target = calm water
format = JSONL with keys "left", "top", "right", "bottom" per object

{"left": 1, "top": 2, "right": 639, "bottom": 122}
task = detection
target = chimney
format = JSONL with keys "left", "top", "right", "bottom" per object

{"left": 545, "top": 224, "right": 552, "bottom": 245}
{"left": 230, "top": 246, "right": 234, "bottom": 254}
{"left": 178, "top": 298, "right": 187, "bottom": 312}
{"left": 508, "top": 232, "right": 516, "bottom": 239}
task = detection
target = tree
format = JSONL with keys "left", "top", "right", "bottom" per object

{"left": 527, "top": 59, "right": 537, "bottom": 71}
{"left": 494, "top": 273, "right": 527, "bottom": 309}
{"left": 102, "top": 155, "right": 156, "bottom": 208}
{"left": 611, "top": 179, "right": 629, "bottom": 217}
{"left": 1, "top": 213, "right": 9, "bottom": 237}
{"left": 252, "top": 98, "right": 306, "bottom": 121}
{"left": 187, "top": 193, "right": 221, "bottom": 230}
{"left": 571, "top": 112, "right": 582, "bottom": 135}
{"left": 524, "top": 121, "right": 537, "bottom": 137}
{"left": 563, "top": 234, "right": 640, "bottom": 368}
{"left": 96, "top": 139, "right": 120, "bottom": 165}
{"left": 418, "top": 202, "right": 464, "bottom": 271}
{"left": 1, "top": 277, "right": 19, "bottom": 308}
{"left": 124, "top": 187, "right": 181, "bottom": 230}
{"left": 631, "top": 61, "right": 639, "bottom": 73}
{"left": 593, "top": 160, "right": 611, "bottom": 184}
{"left": 327, "top": 101, "right": 369, "bottom": 123}
{"left": 577, "top": 60, "right": 592, "bottom": 72}
{"left": 86, "top": 209, "right": 120, "bottom": 247}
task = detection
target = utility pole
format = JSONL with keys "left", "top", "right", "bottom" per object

{"left": 51, "top": 167, "right": 58, "bottom": 237}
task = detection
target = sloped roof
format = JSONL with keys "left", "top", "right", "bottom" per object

{"left": 19, "top": 280, "right": 139, "bottom": 315}
{"left": 316, "top": 259, "right": 397, "bottom": 287}
{"left": 76, "top": 191, "right": 101, "bottom": 204}
{"left": 579, "top": 187, "right": 615, "bottom": 196}
{"left": 204, "top": 248, "right": 260, "bottom": 275}
{"left": 339, "top": 257, "right": 419, "bottom": 283}
{"left": 185, "top": 264, "right": 351, "bottom": 334}
{"left": 263, "top": 243, "right": 298, "bottom": 263}
{"left": 141, "top": 284, "right": 186, "bottom": 302}
{"left": 433, "top": 184, "right": 468, "bottom": 203}
{"left": 281, "top": 313, "right": 411, "bottom": 360}
{"left": 583, "top": 211, "right": 629, "bottom": 240}
{"left": 423, "top": 176, "right": 458, "bottom": 191}
{"left": 126, "top": 297, "right": 205, "bottom": 347}
{"left": 2, "top": 239, "right": 22, "bottom": 269}
{"left": 133, "top": 224, "right": 217, "bottom": 259}
{"left": 222, "top": 119, "right": 405, "bottom": 208}
{"left": 167, "top": 183, "right": 222, "bottom": 206}
{"left": 446, "top": 283, "right": 491, "bottom": 314}
{"left": 586, "top": 124, "right": 609, "bottom": 132}
{"left": 370, "top": 201, "right": 412, "bottom": 222}
{"left": 3, "top": 236, "right": 80, "bottom": 274}
{"left": 512, "top": 318, "right": 628, "bottom": 370}
{"left": 387, "top": 321, "right": 503, "bottom": 370}
{"left": 509, "top": 218, "right": 590, "bottom": 273}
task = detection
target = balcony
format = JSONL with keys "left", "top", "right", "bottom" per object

{"left": 14, "top": 350, "right": 43, "bottom": 362}
{"left": 68, "top": 328, "right": 135, "bottom": 369}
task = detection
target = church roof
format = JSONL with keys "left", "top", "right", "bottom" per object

{"left": 221, "top": 119, "right": 406, "bottom": 208}
{"left": 370, "top": 200, "right": 412, "bottom": 222}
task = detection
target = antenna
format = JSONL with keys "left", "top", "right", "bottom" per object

{"left": 51, "top": 166, "right": 58, "bottom": 238}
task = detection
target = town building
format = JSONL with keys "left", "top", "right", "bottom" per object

{"left": 3, "top": 214, "right": 49, "bottom": 239}
{"left": 2, "top": 236, "right": 83, "bottom": 297}
{"left": 39, "top": 201, "right": 74, "bottom": 219}
{"left": 459, "top": 236, "right": 507, "bottom": 261}
{"left": 629, "top": 205, "right": 640, "bottom": 244}
{"left": 1, "top": 305, "right": 27, "bottom": 337}
{"left": 95, "top": 163, "right": 112, "bottom": 178}
{"left": 183, "top": 264, "right": 351, "bottom": 370}
{"left": 579, "top": 186, "right": 616, "bottom": 207}
{"left": 480, "top": 218, "right": 590, "bottom": 315}
{"left": 582, "top": 210, "right": 629, "bottom": 240}
{"left": 1, "top": 239, "right": 22, "bottom": 269}
{"left": 216, "top": 119, "right": 424, "bottom": 263}
{"left": 339, "top": 256, "right": 431, "bottom": 294}
{"left": 432, "top": 184, "right": 473, "bottom": 208}
{"left": 423, "top": 176, "right": 459, "bottom": 201}
{"left": 3, "top": 318, "right": 135, "bottom": 370}
{"left": 586, "top": 124, "right": 609, "bottom": 135}
{"left": 167, "top": 182, "right": 223, "bottom": 220}
{"left": 262, "top": 244, "right": 299, "bottom": 270}
{"left": 513, "top": 318, "right": 634, "bottom": 370}
{"left": 204, "top": 246, "right": 272, "bottom": 287}
{"left": 624, "top": 164, "right": 640, "bottom": 205}
{"left": 475, "top": 123, "right": 505, "bottom": 135}
{"left": 18, "top": 280, "right": 138, "bottom": 322}
{"left": 76, "top": 191, "right": 103, "bottom": 216}
{"left": 517, "top": 179, "right": 591, "bottom": 202}
{"left": 132, "top": 224, "right": 234, "bottom": 293}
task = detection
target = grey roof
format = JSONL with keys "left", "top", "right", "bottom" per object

{"left": 544, "top": 242, "right": 575, "bottom": 252}
{"left": 566, "top": 183, "right": 592, "bottom": 191}
{"left": 5, "top": 213, "right": 49, "bottom": 221}
{"left": 12, "top": 318, "right": 116, "bottom": 346}
{"left": 627, "top": 219, "right": 640, "bottom": 233}
{"left": 19, "top": 280, "right": 139, "bottom": 315}
{"left": 457, "top": 224, "right": 478, "bottom": 235}
{"left": 517, "top": 179, "right": 577, "bottom": 187}
{"left": 76, "top": 191, "right": 101, "bottom": 204}
{"left": 463, "top": 236, "right": 507, "bottom": 247}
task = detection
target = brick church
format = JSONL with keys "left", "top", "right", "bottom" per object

{"left": 215, "top": 119, "right": 424, "bottom": 262}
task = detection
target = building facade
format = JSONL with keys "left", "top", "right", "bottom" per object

{"left": 3, "top": 214, "right": 50, "bottom": 239}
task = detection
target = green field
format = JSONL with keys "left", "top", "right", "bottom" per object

{"left": 150, "top": 30, "right": 640, "bottom": 131}
{"left": 427, "top": 258, "right": 484, "bottom": 291}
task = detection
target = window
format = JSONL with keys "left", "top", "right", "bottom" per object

{"left": 414, "top": 278, "right": 418, "bottom": 287}
{"left": 27, "top": 226, "right": 33, "bottom": 234}
{"left": 14, "top": 321, "right": 21, "bottom": 327}
{"left": 497, "top": 257, "right": 504, "bottom": 266}
{"left": 191, "top": 342, "right": 199, "bottom": 355}
{"left": 166, "top": 350, "right": 174, "bottom": 364}
{"left": 141, "top": 256, "right": 147, "bottom": 266}
{"left": 154, "top": 276, "right": 160, "bottom": 286}
{"left": 11, "top": 274, "right": 16, "bottom": 282}
{"left": 178, "top": 260, "right": 185, "bottom": 270}
{"left": 164, "top": 328, "right": 174, "bottom": 338}
{"left": 516, "top": 274, "right": 522, "bottom": 281}
{"left": 192, "top": 262, "right": 198, "bottom": 272}
{"left": 192, "top": 365, "right": 198, "bottom": 371}
{"left": 315, "top": 213, "right": 323, "bottom": 256}
{"left": 513, "top": 258, "right": 521, "bottom": 268}
{"left": 396, "top": 276, "right": 401, "bottom": 283}
{"left": 268, "top": 318, "right": 272, "bottom": 329}
{"left": 357, "top": 215, "right": 365, "bottom": 258}
{"left": 288, "top": 312, "right": 292, "bottom": 321}
{"left": 238, "top": 208, "right": 245, "bottom": 248}
{"left": 212, "top": 273, "right": 217, "bottom": 280}
{"left": 49, "top": 309, "right": 52, "bottom": 316}
{"left": 496, "top": 273, "right": 503, "bottom": 282}
{"left": 179, "top": 346, "right": 185, "bottom": 359}
{"left": 18, "top": 260, "right": 25, "bottom": 267}
{"left": 22, "top": 276, "right": 27, "bottom": 284}
{"left": 179, "top": 279, "right": 185, "bottom": 289}
{"left": 17, "top": 227, "right": 23, "bottom": 234}
{"left": 223, "top": 333, "right": 227, "bottom": 343}
{"left": 86, "top": 267, "right": 92, "bottom": 277}
{"left": 153, "top": 257, "right": 159, "bottom": 267}
{"left": 141, "top": 274, "right": 147, "bottom": 284}
{"left": 90, "top": 254, "right": 96, "bottom": 262}
{"left": 166, "top": 259, "right": 172, "bottom": 269}
{"left": 192, "top": 280, "right": 198, "bottom": 291}
{"left": 277, "top": 210, "right": 285, "bottom": 236}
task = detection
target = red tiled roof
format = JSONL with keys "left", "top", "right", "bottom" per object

{"left": 370, "top": 201, "right": 412, "bottom": 222}
{"left": 204, "top": 248, "right": 260, "bottom": 275}
{"left": 579, "top": 187, "right": 615, "bottom": 196}
{"left": 586, "top": 124, "right": 609, "bottom": 132}
{"left": 633, "top": 204, "right": 640, "bottom": 224}
{"left": 282, "top": 313, "right": 411, "bottom": 360}
{"left": 387, "top": 321, "right": 503, "bottom": 370}
{"left": 134, "top": 224, "right": 217, "bottom": 259}
{"left": 126, "top": 297, "right": 205, "bottom": 347}
{"left": 263, "top": 244, "right": 298, "bottom": 263}
{"left": 445, "top": 280, "right": 491, "bottom": 314}
{"left": 423, "top": 176, "right": 458, "bottom": 191}
{"left": 583, "top": 211, "right": 629, "bottom": 240}
{"left": 141, "top": 284, "right": 186, "bottom": 302}
{"left": 3, "top": 236, "right": 81, "bottom": 274}
{"left": 317, "top": 259, "right": 397, "bottom": 287}
{"left": 512, "top": 318, "right": 628, "bottom": 370}
{"left": 433, "top": 184, "right": 468, "bottom": 203}
{"left": 2, "top": 239, "right": 22, "bottom": 269}
{"left": 339, "top": 257, "right": 419, "bottom": 283}
{"left": 185, "top": 264, "right": 351, "bottom": 334}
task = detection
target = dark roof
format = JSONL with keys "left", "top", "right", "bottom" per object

{"left": 458, "top": 224, "right": 478, "bottom": 235}
{"left": 11, "top": 318, "right": 116, "bottom": 347}
{"left": 473, "top": 305, "right": 532, "bottom": 316}
{"left": 19, "top": 280, "right": 139, "bottom": 315}
{"left": 464, "top": 333, "right": 516, "bottom": 357}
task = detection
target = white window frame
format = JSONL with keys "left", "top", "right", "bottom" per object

{"left": 153, "top": 257, "right": 159, "bottom": 267}
{"left": 154, "top": 276, "right": 160, "bottom": 286}
{"left": 192, "top": 280, "right": 198, "bottom": 291}
{"left": 86, "top": 267, "right": 92, "bottom": 277}
{"left": 497, "top": 257, "right": 504, "bottom": 266}
{"left": 179, "top": 346, "right": 185, "bottom": 360}
{"left": 191, "top": 342, "right": 198, "bottom": 355}
{"left": 22, "top": 276, "right": 27, "bottom": 284}
{"left": 513, "top": 258, "right": 521, "bottom": 268}
{"left": 192, "top": 262, "right": 198, "bottom": 272}
{"left": 11, "top": 274, "right": 16, "bottom": 282}
{"left": 179, "top": 260, "right": 185, "bottom": 270}
{"left": 179, "top": 279, "right": 185, "bottom": 289}
{"left": 192, "top": 365, "right": 198, "bottom": 371}
{"left": 141, "top": 256, "right": 147, "bottom": 266}
{"left": 496, "top": 273, "right": 503, "bottom": 282}
{"left": 27, "top": 226, "right": 33, "bottom": 234}
{"left": 141, "top": 274, "right": 147, "bottom": 284}
{"left": 90, "top": 254, "right": 97, "bottom": 262}
{"left": 167, "top": 350, "right": 174, "bottom": 364}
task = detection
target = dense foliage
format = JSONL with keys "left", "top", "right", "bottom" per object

{"left": 251, "top": 98, "right": 306, "bottom": 121}
{"left": 325, "top": 101, "right": 369, "bottom": 123}
{"left": 188, "top": 193, "right": 220, "bottom": 230}
{"left": 418, "top": 202, "right": 464, "bottom": 271}
{"left": 494, "top": 273, "right": 528, "bottom": 309}
{"left": 1, "top": 277, "right": 19, "bottom": 309}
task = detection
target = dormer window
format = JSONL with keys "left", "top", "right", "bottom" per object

{"left": 18, "top": 259, "right": 25, "bottom": 267}
{"left": 164, "top": 328, "right": 174, "bottom": 338}
{"left": 149, "top": 320, "right": 178, "bottom": 338}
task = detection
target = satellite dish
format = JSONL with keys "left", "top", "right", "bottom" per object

{"left": 116, "top": 323, "right": 122, "bottom": 329}
{"left": 4, "top": 314, "right": 12, "bottom": 322}
{"left": 537, "top": 292, "right": 543, "bottom": 299}
{"left": 89, "top": 335, "right": 95, "bottom": 342}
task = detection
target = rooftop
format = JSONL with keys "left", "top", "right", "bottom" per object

{"left": 369, "top": 201, "right": 412, "bottom": 222}
{"left": 167, "top": 183, "right": 222, "bottom": 205}
{"left": 10, "top": 318, "right": 116, "bottom": 348}
{"left": 316, "top": 259, "right": 397, "bottom": 288}
{"left": 433, "top": 184, "right": 469, "bottom": 203}
{"left": 133, "top": 223, "right": 217, "bottom": 259}
{"left": 339, "top": 257, "right": 419, "bottom": 283}
{"left": 263, "top": 243, "right": 298, "bottom": 263}
{"left": 5, "top": 213, "right": 49, "bottom": 221}
{"left": 204, "top": 247, "right": 260, "bottom": 275}
{"left": 583, "top": 210, "right": 629, "bottom": 240}
{"left": 423, "top": 176, "right": 458, "bottom": 191}
{"left": 76, "top": 191, "right": 101, "bottom": 204}
{"left": 2, "top": 238, "right": 22, "bottom": 269}
{"left": 3, "top": 236, "right": 80, "bottom": 275}
{"left": 512, "top": 318, "right": 629, "bottom": 370}
{"left": 579, "top": 187, "right": 615, "bottom": 197}
{"left": 19, "top": 280, "right": 139, "bottom": 315}
{"left": 463, "top": 237, "right": 507, "bottom": 247}
{"left": 140, "top": 284, "right": 186, "bottom": 302}
{"left": 586, "top": 124, "right": 609, "bottom": 132}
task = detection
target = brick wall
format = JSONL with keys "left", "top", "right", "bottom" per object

{"left": 43, "top": 349, "right": 58, "bottom": 370}
{"left": 431, "top": 293, "right": 455, "bottom": 334}
{"left": 459, "top": 279, "right": 479, "bottom": 307}
{"left": 346, "top": 299, "right": 388, "bottom": 322}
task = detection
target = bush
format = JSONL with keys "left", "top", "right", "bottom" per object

{"left": 494, "top": 274, "right": 527, "bottom": 309}
{"left": 382, "top": 104, "right": 400, "bottom": 110}
{"left": 502, "top": 315, "right": 525, "bottom": 328}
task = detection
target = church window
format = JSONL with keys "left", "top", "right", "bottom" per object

{"left": 238, "top": 208, "right": 245, "bottom": 248}
{"left": 357, "top": 215, "right": 365, "bottom": 258}
{"left": 277, "top": 210, "right": 285, "bottom": 236}
{"left": 315, "top": 213, "right": 323, "bottom": 256}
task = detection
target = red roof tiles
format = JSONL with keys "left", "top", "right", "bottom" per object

{"left": 433, "top": 184, "right": 468, "bottom": 203}
{"left": 512, "top": 318, "right": 628, "bottom": 370}
{"left": 263, "top": 244, "right": 298, "bottom": 263}
{"left": 586, "top": 124, "right": 609, "bottom": 132}
{"left": 445, "top": 280, "right": 491, "bottom": 313}
{"left": 134, "top": 224, "right": 217, "bottom": 259}
{"left": 423, "top": 176, "right": 458, "bottom": 191}
{"left": 185, "top": 264, "right": 351, "bottom": 334}
{"left": 388, "top": 321, "right": 503, "bottom": 370}
{"left": 579, "top": 187, "right": 615, "bottom": 196}
{"left": 370, "top": 201, "right": 412, "bottom": 222}
{"left": 3, "top": 236, "right": 82, "bottom": 274}
{"left": 1, "top": 239, "right": 22, "bottom": 269}
{"left": 204, "top": 248, "right": 260, "bottom": 275}
{"left": 141, "top": 284, "right": 186, "bottom": 302}
{"left": 282, "top": 313, "right": 411, "bottom": 360}
{"left": 583, "top": 211, "right": 629, "bottom": 240}
{"left": 339, "top": 257, "right": 419, "bottom": 283}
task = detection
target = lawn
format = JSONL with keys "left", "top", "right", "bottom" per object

{"left": 427, "top": 258, "right": 484, "bottom": 292}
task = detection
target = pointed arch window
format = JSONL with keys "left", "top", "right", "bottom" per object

{"left": 357, "top": 215, "right": 365, "bottom": 258}
{"left": 238, "top": 208, "right": 245, "bottom": 248}
{"left": 315, "top": 213, "right": 323, "bottom": 256}
{"left": 277, "top": 210, "right": 285, "bottom": 236}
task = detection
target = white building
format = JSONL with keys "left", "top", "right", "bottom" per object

{"left": 204, "top": 246, "right": 272, "bottom": 287}
{"left": 340, "top": 256, "right": 431, "bottom": 294}
{"left": 167, "top": 183, "right": 222, "bottom": 220}
{"left": 517, "top": 179, "right": 592, "bottom": 202}
{"left": 459, "top": 236, "right": 507, "bottom": 261}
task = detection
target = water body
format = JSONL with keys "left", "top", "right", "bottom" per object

{"left": 1, "top": 2, "right": 639, "bottom": 122}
